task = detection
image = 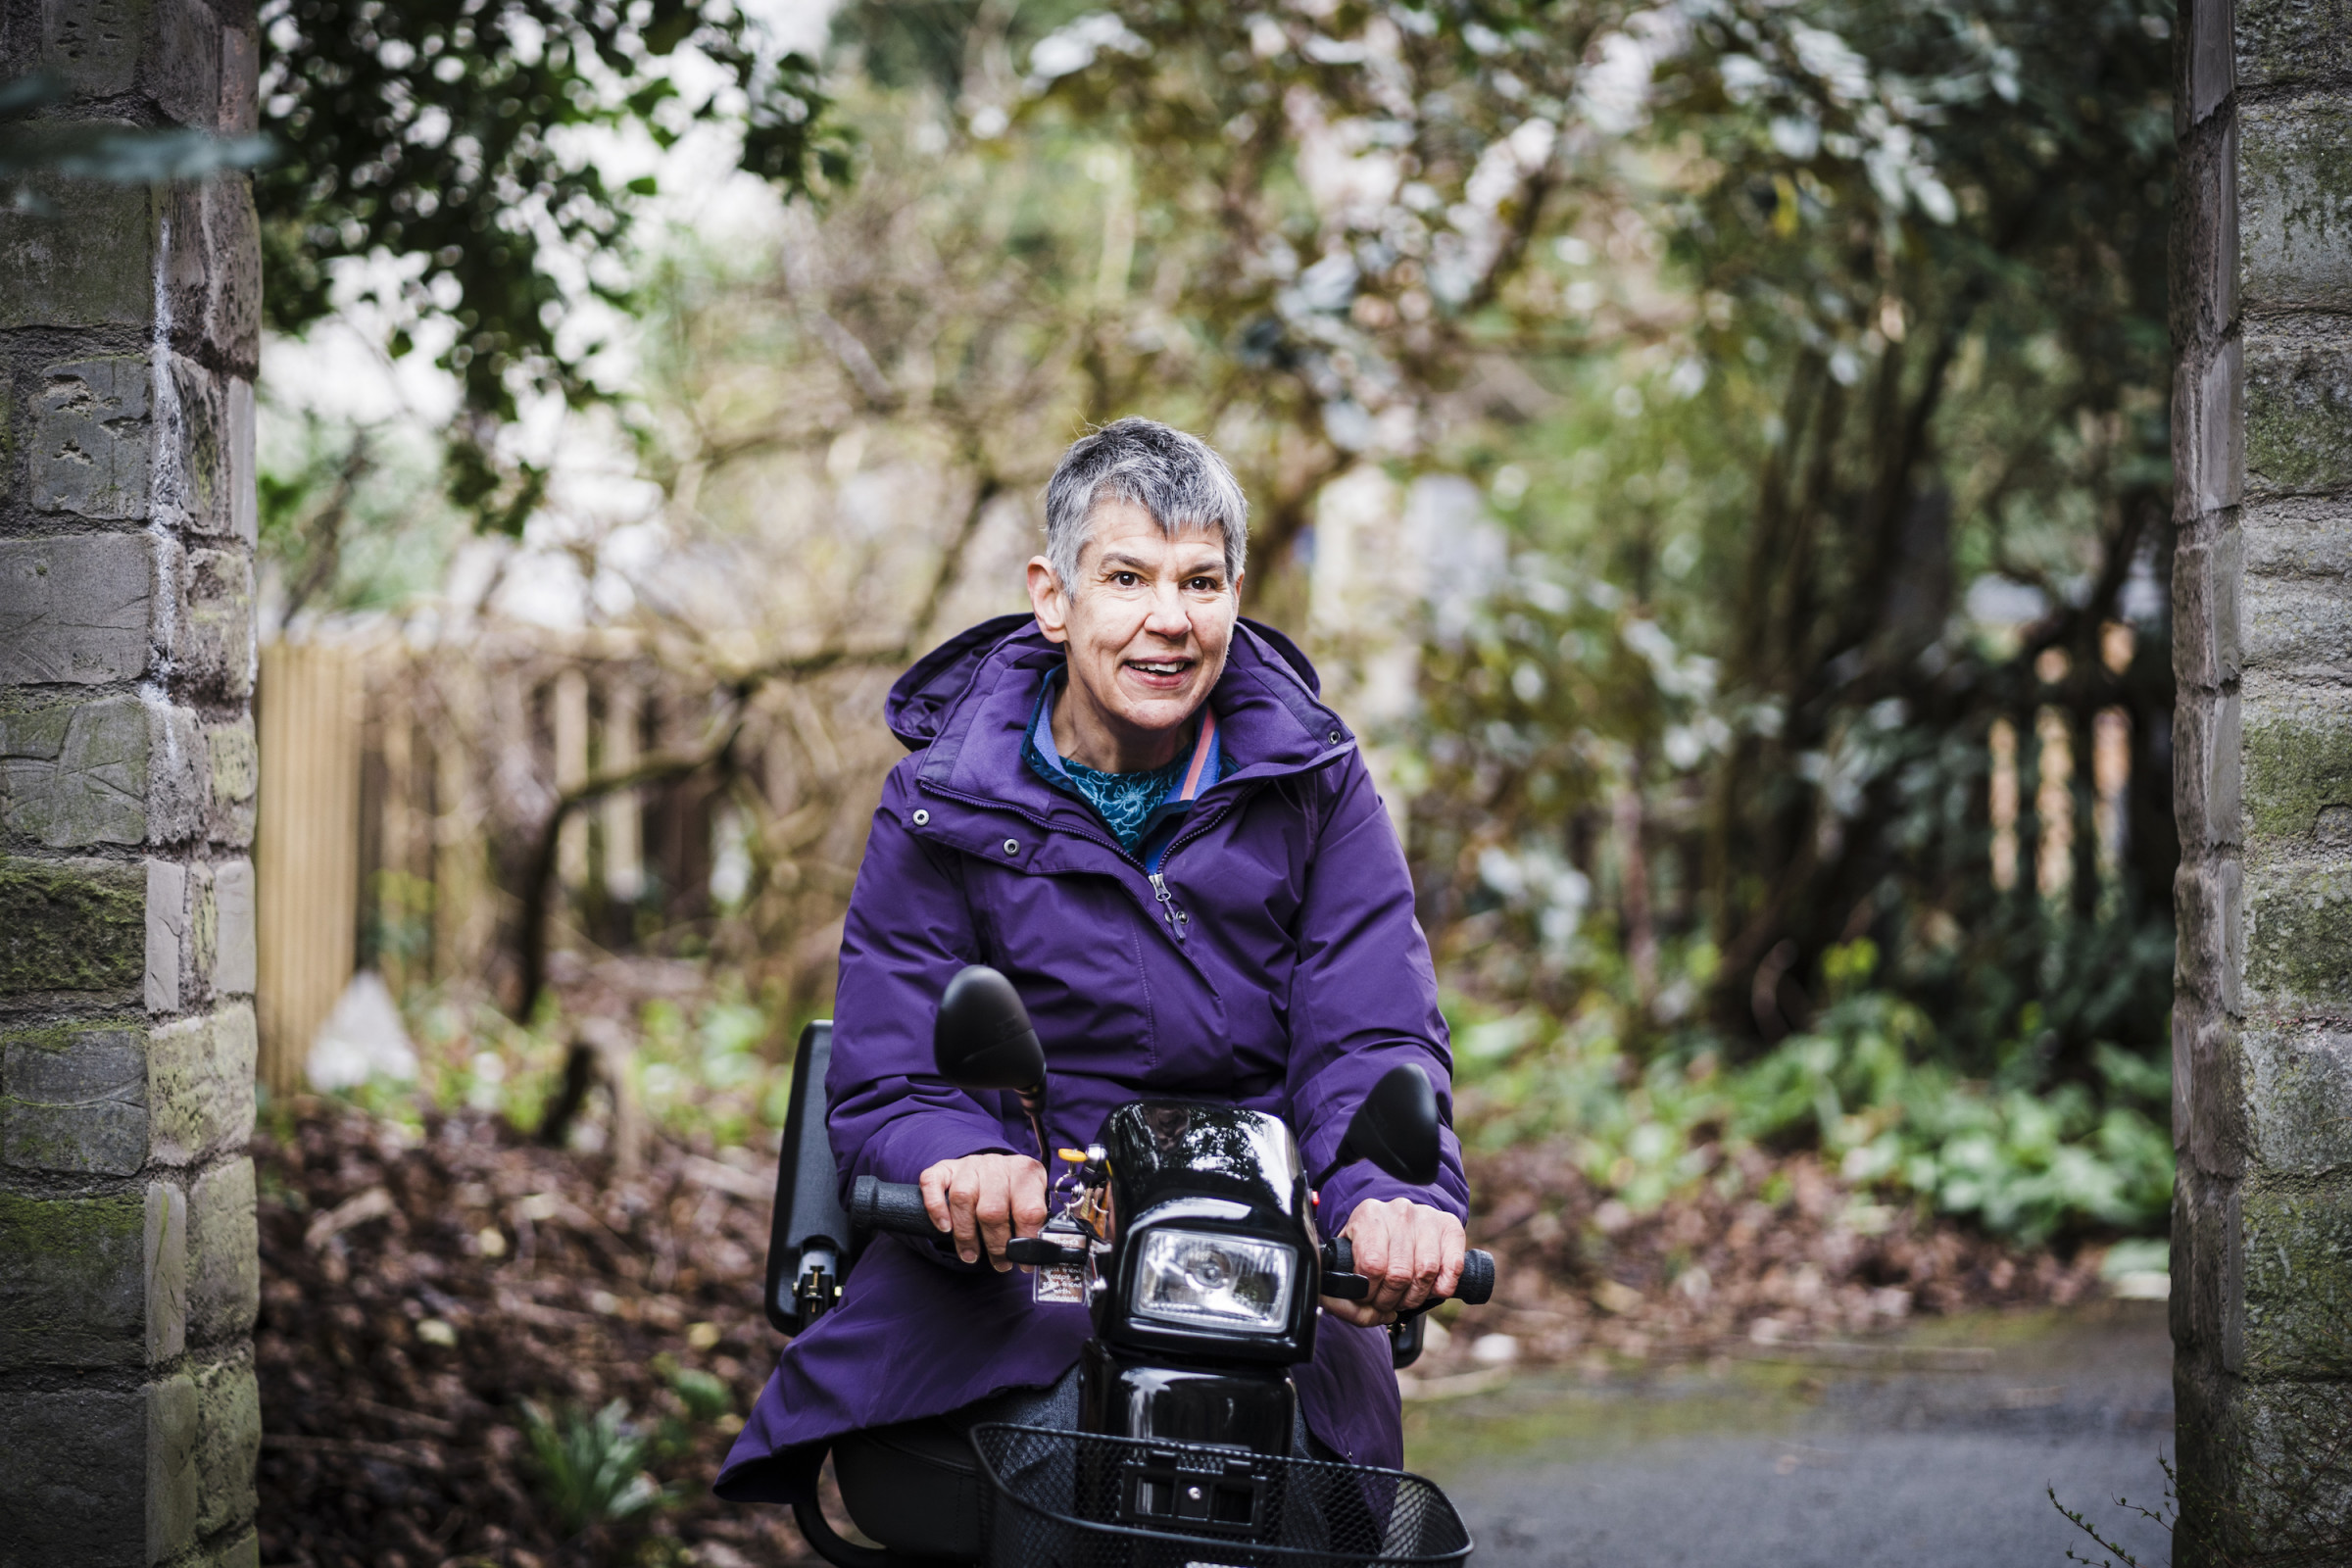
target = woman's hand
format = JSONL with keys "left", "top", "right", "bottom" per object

{"left": 919, "top": 1152, "right": 1050, "bottom": 1270}
{"left": 1321, "top": 1197, "right": 1467, "bottom": 1327}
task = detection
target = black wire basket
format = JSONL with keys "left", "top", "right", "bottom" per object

{"left": 968, "top": 1423, "right": 1473, "bottom": 1568}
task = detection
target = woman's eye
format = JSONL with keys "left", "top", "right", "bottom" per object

{"left": 1111, "top": 572, "right": 1139, "bottom": 587}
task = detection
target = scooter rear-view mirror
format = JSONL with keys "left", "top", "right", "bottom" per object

{"left": 932, "top": 964, "right": 1047, "bottom": 1095}
{"left": 1337, "top": 1062, "right": 1442, "bottom": 1186}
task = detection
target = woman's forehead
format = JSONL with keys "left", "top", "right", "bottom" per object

{"left": 1084, "top": 500, "right": 1228, "bottom": 565}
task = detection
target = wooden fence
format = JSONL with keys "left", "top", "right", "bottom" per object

{"left": 256, "top": 641, "right": 364, "bottom": 1095}
{"left": 252, "top": 622, "right": 832, "bottom": 1089}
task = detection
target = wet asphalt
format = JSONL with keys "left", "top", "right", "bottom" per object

{"left": 1402, "top": 1300, "right": 2176, "bottom": 1568}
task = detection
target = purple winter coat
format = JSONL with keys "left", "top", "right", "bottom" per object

{"left": 716, "top": 613, "right": 1468, "bottom": 1503}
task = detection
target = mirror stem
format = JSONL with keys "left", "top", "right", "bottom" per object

{"left": 1017, "top": 1088, "right": 1049, "bottom": 1166}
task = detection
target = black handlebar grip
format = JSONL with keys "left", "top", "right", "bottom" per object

{"left": 851, "top": 1175, "right": 946, "bottom": 1238}
{"left": 1455, "top": 1249, "right": 1495, "bottom": 1305}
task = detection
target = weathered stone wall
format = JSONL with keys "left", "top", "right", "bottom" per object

{"left": 0, "top": 2, "right": 263, "bottom": 1563}
{"left": 2172, "top": 0, "right": 2352, "bottom": 1556}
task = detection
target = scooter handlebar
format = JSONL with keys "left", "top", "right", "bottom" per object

{"left": 1454, "top": 1248, "right": 1494, "bottom": 1305}
{"left": 1319, "top": 1237, "right": 1496, "bottom": 1308}
{"left": 851, "top": 1175, "right": 947, "bottom": 1239}
{"left": 855, "top": 1174, "right": 1500, "bottom": 1305}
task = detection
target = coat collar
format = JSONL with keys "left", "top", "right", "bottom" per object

{"left": 896, "top": 618, "right": 1355, "bottom": 857}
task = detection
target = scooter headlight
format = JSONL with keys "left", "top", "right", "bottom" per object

{"left": 1131, "top": 1229, "right": 1295, "bottom": 1335}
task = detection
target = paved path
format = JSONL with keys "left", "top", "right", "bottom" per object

{"left": 1402, "top": 1301, "right": 2175, "bottom": 1568}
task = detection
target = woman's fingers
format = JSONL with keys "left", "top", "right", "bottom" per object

{"left": 1332, "top": 1199, "right": 1463, "bottom": 1319}
{"left": 1012, "top": 1160, "right": 1051, "bottom": 1237}
{"left": 916, "top": 1153, "right": 1050, "bottom": 1268}
{"left": 949, "top": 1162, "right": 987, "bottom": 1263}
{"left": 1436, "top": 1213, "right": 1467, "bottom": 1298}
{"left": 919, "top": 1162, "right": 956, "bottom": 1236}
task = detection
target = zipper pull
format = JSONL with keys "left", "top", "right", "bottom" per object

{"left": 1148, "top": 872, "right": 1190, "bottom": 941}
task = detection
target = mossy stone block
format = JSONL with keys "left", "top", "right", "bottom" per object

{"left": 2174, "top": 1371, "right": 2352, "bottom": 1565}
{"left": 2238, "top": 571, "right": 2352, "bottom": 679}
{"left": 149, "top": 1369, "right": 199, "bottom": 1560}
{"left": 157, "top": 355, "right": 231, "bottom": 537}
{"left": 0, "top": 858, "right": 146, "bottom": 999}
{"left": 2240, "top": 1178, "right": 2352, "bottom": 1378}
{"left": 176, "top": 549, "right": 253, "bottom": 704}
{"left": 0, "top": 1384, "right": 148, "bottom": 1566}
{"left": 2246, "top": 335, "right": 2352, "bottom": 497}
{"left": 2245, "top": 866, "right": 2352, "bottom": 1006}
{"left": 211, "top": 861, "right": 253, "bottom": 997}
{"left": 204, "top": 718, "right": 256, "bottom": 848}
{"left": 2244, "top": 1025, "right": 2352, "bottom": 1174}
{"left": 2237, "top": 0, "right": 2352, "bottom": 88}
{"left": 186, "top": 1155, "right": 256, "bottom": 1344}
{"left": 0, "top": 695, "right": 153, "bottom": 849}
{"left": 193, "top": 1352, "right": 259, "bottom": 1538}
{"left": 31, "top": 357, "right": 153, "bottom": 519}
{"left": 0, "top": 533, "right": 156, "bottom": 686}
{"left": 2241, "top": 97, "right": 2352, "bottom": 311}
{"left": 0, "top": 1187, "right": 151, "bottom": 1367}
{"left": 147, "top": 1006, "right": 253, "bottom": 1167}
{"left": 2242, "top": 701, "right": 2352, "bottom": 843}
{"left": 0, "top": 1019, "right": 148, "bottom": 1175}
{"left": 0, "top": 160, "right": 156, "bottom": 330}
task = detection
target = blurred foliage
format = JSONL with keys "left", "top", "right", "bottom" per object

{"left": 1455, "top": 941, "right": 2174, "bottom": 1244}
{"left": 522, "top": 1398, "right": 661, "bottom": 1537}
{"left": 257, "top": 0, "right": 847, "bottom": 529}
{"left": 258, "top": 0, "right": 2181, "bottom": 1245}
{"left": 256, "top": 407, "right": 470, "bottom": 621}
{"left": 1023, "top": 0, "right": 2175, "bottom": 1232}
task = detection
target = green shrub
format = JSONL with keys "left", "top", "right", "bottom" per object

{"left": 1452, "top": 941, "right": 2173, "bottom": 1244}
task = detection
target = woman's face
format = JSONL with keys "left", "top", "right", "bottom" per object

{"left": 1026, "top": 500, "right": 1241, "bottom": 764}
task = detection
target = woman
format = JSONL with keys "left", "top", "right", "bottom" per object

{"left": 718, "top": 417, "right": 1467, "bottom": 1503}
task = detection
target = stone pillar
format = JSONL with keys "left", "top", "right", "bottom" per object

{"left": 0, "top": 3, "right": 263, "bottom": 1565}
{"left": 2171, "top": 0, "right": 2352, "bottom": 1556}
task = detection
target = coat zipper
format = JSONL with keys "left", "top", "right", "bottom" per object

{"left": 1142, "top": 800, "right": 1239, "bottom": 945}
{"left": 1148, "top": 871, "right": 1190, "bottom": 942}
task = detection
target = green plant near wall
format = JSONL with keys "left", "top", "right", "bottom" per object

{"left": 522, "top": 1399, "right": 662, "bottom": 1539}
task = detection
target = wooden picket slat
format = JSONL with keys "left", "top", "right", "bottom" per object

{"left": 256, "top": 641, "right": 363, "bottom": 1096}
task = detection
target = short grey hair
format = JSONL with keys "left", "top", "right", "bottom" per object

{"left": 1042, "top": 417, "right": 1250, "bottom": 590}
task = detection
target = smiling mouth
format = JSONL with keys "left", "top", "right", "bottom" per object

{"left": 1125, "top": 657, "right": 1195, "bottom": 686}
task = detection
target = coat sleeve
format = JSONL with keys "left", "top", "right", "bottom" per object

{"left": 1283, "top": 752, "right": 1470, "bottom": 1237}
{"left": 827, "top": 771, "right": 1021, "bottom": 1204}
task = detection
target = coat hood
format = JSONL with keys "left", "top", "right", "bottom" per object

{"left": 883, "top": 613, "right": 1326, "bottom": 753}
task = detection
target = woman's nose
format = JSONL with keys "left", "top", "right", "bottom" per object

{"left": 1143, "top": 585, "right": 1190, "bottom": 637}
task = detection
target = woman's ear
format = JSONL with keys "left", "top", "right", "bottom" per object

{"left": 1026, "top": 557, "right": 1070, "bottom": 644}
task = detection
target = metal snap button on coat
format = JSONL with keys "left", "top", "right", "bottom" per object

{"left": 911, "top": 809, "right": 930, "bottom": 825}
{"left": 1328, "top": 729, "right": 1343, "bottom": 744}
{"left": 1003, "top": 838, "right": 1020, "bottom": 856}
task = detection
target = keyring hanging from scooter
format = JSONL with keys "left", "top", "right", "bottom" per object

{"left": 1018, "top": 1149, "right": 1099, "bottom": 1305}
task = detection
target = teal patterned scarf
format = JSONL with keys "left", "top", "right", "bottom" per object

{"left": 1022, "top": 669, "right": 1225, "bottom": 857}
